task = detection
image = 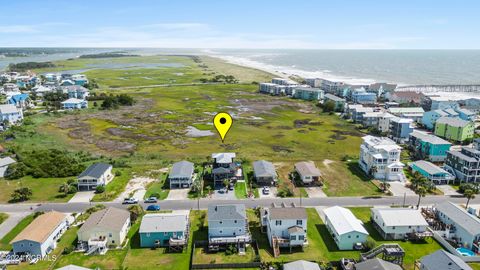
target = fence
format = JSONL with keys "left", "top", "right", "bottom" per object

{"left": 430, "top": 228, "right": 480, "bottom": 263}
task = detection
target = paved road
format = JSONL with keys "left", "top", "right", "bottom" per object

{"left": 0, "top": 194, "right": 476, "bottom": 214}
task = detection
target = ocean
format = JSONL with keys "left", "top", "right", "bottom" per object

{"left": 3, "top": 48, "right": 480, "bottom": 86}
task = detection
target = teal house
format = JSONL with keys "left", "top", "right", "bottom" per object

{"left": 409, "top": 130, "right": 452, "bottom": 162}
{"left": 139, "top": 212, "right": 189, "bottom": 248}
{"left": 409, "top": 160, "right": 454, "bottom": 185}
{"left": 293, "top": 87, "right": 324, "bottom": 101}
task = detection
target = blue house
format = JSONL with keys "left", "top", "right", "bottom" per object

{"left": 61, "top": 98, "right": 88, "bottom": 110}
{"left": 139, "top": 212, "right": 189, "bottom": 248}
{"left": 456, "top": 108, "right": 476, "bottom": 121}
{"left": 410, "top": 160, "right": 454, "bottom": 185}
{"left": 422, "top": 109, "right": 457, "bottom": 130}
{"left": 409, "top": 130, "right": 452, "bottom": 162}
{"left": 351, "top": 88, "right": 377, "bottom": 104}
{"left": 7, "top": 93, "right": 30, "bottom": 109}
{"left": 389, "top": 117, "right": 414, "bottom": 143}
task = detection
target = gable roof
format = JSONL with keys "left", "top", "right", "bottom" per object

{"left": 420, "top": 250, "right": 472, "bottom": 270}
{"left": 253, "top": 160, "right": 276, "bottom": 178}
{"left": 283, "top": 260, "right": 321, "bottom": 270}
{"left": 324, "top": 93, "right": 346, "bottom": 102}
{"left": 78, "top": 163, "right": 112, "bottom": 179}
{"left": 436, "top": 117, "right": 471, "bottom": 127}
{"left": 324, "top": 206, "right": 368, "bottom": 235}
{"left": 212, "top": 153, "right": 236, "bottom": 164}
{"left": 435, "top": 201, "right": 480, "bottom": 236}
{"left": 208, "top": 204, "right": 246, "bottom": 221}
{"left": 139, "top": 212, "right": 189, "bottom": 233}
{"left": 56, "top": 265, "right": 92, "bottom": 270}
{"left": 11, "top": 211, "right": 67, "bottom": 244}
{"left": 0, "top": 157, "right": 16, "bottom": 167}
{"left": 78, "top": 207, "right": 130, "bottom": 233}
{"left": 269, "top": 206, "right": 307, "bottom": 220}
{"left": 295, "top": 161, "right": 321, "bottom": 177}
{"left": 169, "top": 160, "right": 194, "bottom": 179}
{"left": 371, "top": 208, "right": 428, "bottom": 227}
{"left": 355, "top": 258, "right": 402, "bottom": 270}
{"left": 62, "top": 85, "right": 89, "bottom": 92}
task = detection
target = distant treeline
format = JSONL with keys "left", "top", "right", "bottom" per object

{"left": 8, "top": 61, "right": 56, "bottom": 71}
{"left": 79, "top": 52, "right": 139, "bottom": 59}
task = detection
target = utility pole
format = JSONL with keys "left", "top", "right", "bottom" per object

{"left": 403, "top": 192, "right": 406, "bottom": 208}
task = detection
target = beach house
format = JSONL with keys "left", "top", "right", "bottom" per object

{"left": 419, "top": 250, "right": 473, "bottom": 270}
{"left": 422, "top": 109, "right": 454, "bottom": 130}
{"left": 77, "top": 163, "right": 114, "bottom": 191}
{"left": 388, "top": 107, "right": 425, "bottom": 122}
{"left": 387, "top": 91, "right": 425, "bottom": 105}
{"left": 283, "top": 260, "right": 321, "bottom": 270}
{"left": 445, "top": 139, "right": 480, "bottom": 183}
{"left": 323, "top": 206, "right": 369, "bottom": 250}
{"left": 434, "top": 117, "right": 474, "bottom": 142}
{"left": 293, "top": 87, "right": 324, "bottom": 101}
{"left": 359, "top": 135, "right": 405, "bottom": 181}
{"left": 408, "top": 130, "right": 451, "bottom": 162}
{"left": 389, "top": 117, "right": 414, "bottom": 143}
{"left": 61, "top": 98, "right": 88, "bottom": 109}
{"left": 253, "top": 160, "right": 277, "bottom": 186}
{"left": 351, "top": 87, "right": 377, "bottom": 104}
{"left": 429, "top": 96, "right": 459, "bottom": 110}
{"left": 409, "top": 160, "right": 455, "bottom": 185}
{"left": 211, "top": 153, "right": 238, "bottom": 187}
{"left": 77, "top": 207, "right": 130, "bottom": 254}
{"left": 371, "top": 208, "right": 430, "bottom": 240}
{"left": 7, "top": 93, "right": 30, "bottom": 109}
{"left": 0, "top": 104, "right": 23, "bottom": 125}
{"left": 208, "top": 204, "right": 250, "bottom": 246}
{"left": 168, "top": 160, "right": 194, "bottom": 189}
{"left": 72, "top": 74, "right": 89, "bottom": 86}
{"left": 139, "top": 211, "right": 190, "bottom": 249}
{"left": 323, "top": 93, "right": 346, "bottom": 111}
{"left": 354, "top": 258, "right": 403, "bottom": 270}
{"left": 294, "top": 161, "right": 321, "bottom": 184}
{"left": 11, "top": 211, "right": 69, "bottom": 257}
{"left": 63, "top": 85, "right": 90, "bottom": 99}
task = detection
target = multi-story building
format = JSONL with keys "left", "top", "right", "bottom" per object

{"left": 388, "top": 107, "right": 425, "bottom": 122}
{"left": 377, "top": 112, "right": 396, "bottom": 133}
{"left": 434, "top": 117, "right": 474, "bottom": 143}
{"left": 351, "top": 88, "right": 377, "bottom": 104}
{"left": 320, "top": 79, "right": 344, "bottom": 94}
{"left": 293, "top": 87, "right": 324, "bottom": 101}
{"left": 304, "top": 78, "right": 322, "bottom": 88}
{"left": 422, "top": 109, "right": 457, "bottom": 130}
{"left": 409, "top": 160, "right": 455, "bottom": 185}
{"left": 408, "top": 130, "right": 451, "bottom": 162}
{"left": 0, "top": 104, "right": 23, "bottom": 125}
{"left": 389, "top": 117, "right": 414, "bottom": 143}
{"left": 208, "top": 204, "right": 250, "bottom": 245}
{"left": 359, "top": 135, "right": 405, "bottom": 181}
{"left": 259, "top": 83, "right": 278, "bottom": 94}
{"left": 323, "top": 93, "right": 346, "bottom": 112}
{"left": 445, "top": 139, "right": 480, "bottom": 183}
{"left": 168, "top": 160, "right": 195, "bottom": 189}
{"left": 371, "top": 208, "right": 429, "bottom": 240}
{"left": 429, "top": 96, "right": 459, "bottom": 110}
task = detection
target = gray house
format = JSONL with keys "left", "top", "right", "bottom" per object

{"left": 283, "top": 260, "right": 320, "bottom": 270}
{"left": 211, "top": 153, "right": 237, "bottom": 187}
{"left": 355, "top": 258, "right": 402, "bottom": 270}
{"left": 169, "top": 161, "right": 194, "bottom": 189}
{"left": 77, "top": 163, "right": 113, "bottom": 191}
{"left": 420, "top": 250, "right": 472, "bottom": 270}
{"left": 253, "top": 160, "right": 277, "bottom": 186}
{"left": 207, "top": 204, "right": 250, "bottom": 245}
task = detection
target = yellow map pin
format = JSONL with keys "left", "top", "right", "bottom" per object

{"left": 213, "top": 112, "right": 233, "bottom": 142}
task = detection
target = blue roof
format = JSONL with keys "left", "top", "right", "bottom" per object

{"left": 8, "top": 94, "right": 29, "bottom": 104}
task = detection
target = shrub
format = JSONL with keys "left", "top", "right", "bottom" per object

{"left": 364, "top": 238, "right": 376, "bottom": 251}
{"left": 95, "top": 185, "right": 105, "bottom": 194}
{"left": 10, "top": 187, "right": 33, "bottom": 202}
{"left": 5, "top": 162, "right": 28, "bottom": 180}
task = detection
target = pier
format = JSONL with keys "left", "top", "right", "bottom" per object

{"left": 396, "top": 84, "right": 480, "bottom": 93}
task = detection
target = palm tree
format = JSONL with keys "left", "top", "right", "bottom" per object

{"left": 415, "top": 185, "right": 427, "bottom": 209}
{"left": 223, "top": 179, "right": 230, "bottom": 193}
{"left": 59, "top": 182, "right": 70, "bottom": 197}
{"left": 464, "top": 189, "right": 476, "bottom": 209}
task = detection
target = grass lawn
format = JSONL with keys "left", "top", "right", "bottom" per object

{"left": 144, "top": 173, "right": 169, "bottom": 200}
{"left": 0, "top": 214, "right": 35, "bottom": 250}
{"left": 193, "top": 245, "right": 257, "bottom": 264}
{"left": 0, "top": 213, "right": 8, "bottom": 225}
{"left": 0, "top": 176, "right": 75, "bottom": 203}
{"left": 235, "top": 181, "right": 248, "bottom": 199}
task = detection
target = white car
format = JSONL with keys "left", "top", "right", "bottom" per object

{"left": 122, "top": 198, "right": 139, "bottom": 204}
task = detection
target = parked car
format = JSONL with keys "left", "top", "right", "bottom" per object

{"left": 144, "top": 197, "right": 158, "bottom": 203}
{"left": 122, "top": 197, "right": 138, "bottom": 204}
{"left": 146, "top": 205, "right": 161, "bottom": 211}
{"left": 228, "top": 183, "right": 235, "bottom": 191}
{"left": 262, "top": 186, "right": 270, "bottom": 195}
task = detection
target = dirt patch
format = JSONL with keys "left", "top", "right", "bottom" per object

{"left": 331, "top": 129, "right": 364, "bottom": 137}
{"left": 323, "top": 159, "right": 335, "bottom": 167}
{"left": 272, "top": 145, "right": 294, "bottom": 153}
{"left": 107, "top": 128, "right": 162, "bottom": 141}
{"left": 293, "top": 119, "right": 324, "bottom": 128}
{"left": 329, "top": 133, "right": 347, "bottom": 140}
{"left": 272, "top": 133, "right": 285, "bottom": 138}
{"left": 96, "top": 139, "right": 136, "bottom": 152}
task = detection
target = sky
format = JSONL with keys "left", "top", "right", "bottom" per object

{"left": 1, "top": 0, "right": 480, "bottom": 49}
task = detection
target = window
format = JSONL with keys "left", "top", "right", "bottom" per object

{"left": 219, "top": 221, "right": 223, "bottom": 224}
{"left": 348, "top": 235, "right": 351, "bottom": 238}
{"left": 290, "top": 235, "right": 296, "bottom": 241}
{"left": 356, "top": 235, "right": 359, "bottom": 238}
{"left": 234, "top": 220, "right": 237, "bottom": 223}
{"left": 109, "top": 233, "right": 113, "bottom": 237}
{"left": 299, "top": 235, "right": 305, "bottom": 241}
{"left": 296, "top": 220, "right": 302, "bottom": 225}
{"left": 275, "top": 220, "right": 282, "bottom": 226}
{"left": 392, "top": 226, "right": 396, "bottom": 230}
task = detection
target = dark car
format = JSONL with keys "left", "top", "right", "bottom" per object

{"left": 146, "top": 205, "right": 161, "bottom": 211}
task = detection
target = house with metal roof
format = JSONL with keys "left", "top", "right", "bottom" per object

{"left": 77, "top": 207, "right": 130, "bottom": 254}
{"left": 419, "top": 250, "right": 472, "bottom": 270}
{"left": 253, "top": 160, "right": 277, "bottom": 186}
{"left": 371, "top": 208, "right": 430, "bottom": 240}
{"left": 283, "top": 260, "right": 321, "bottom": 270}
{"left": 11, "top": 211, "right": 69, "bottom": 257}
{"left": 294, "top": 161, "right": 321, "bottom": 184}
{"left": 7, "top": 93, "right": 30, "bottom": 109}
{"left": 355, "top": 258, "right": 402, "bottom": 270}
{"left": 0, "top": 104, "right": 23, "bottom": 125}
{"left": 207, "top": 204, "right": 250, "bottom": 245}
{"left": 435, "top": 201, "right": 480, "bottom": 250}
{"left": 323, "top": 206, "right": 368, "bottom": 250}
{"left": 408, "top": 130, "right": 452, "bottom": 162}
{"left": 56, "top": 265, "right": 92, "bottom": 270}
{"left": 0, "top": 156, "right": 16, "bottom": 178}
{"left": 434, "top": 117, "right": 475, "bottom": 142}
{"left": 77, "top": 163, "right": 113, "bottom": 191}
{"left": 62, "top": 85, "right": 90, "bottom": 99}
{"left": 410, "top": 160, "right": 455, "bottom": 185}
{"left": 139, "top": 211, "right": 189, "bottom": 248}
{"left": 261, "top": 204, "right": 307, "bottom": 257}
{"left": 61, "top": 98, "right": 88, "bottom": 110}
{"left": 388, "top": 107, "right": 425, "bottom": 122}
{"left": 168, "top": 160, "right": 194, "bottom": 189}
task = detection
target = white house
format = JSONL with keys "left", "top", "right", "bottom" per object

{"left": 0, "top": 157, "right": 16, "bottom": 178}
{"left": 261, "top": 204, "right": 308, "bottom": 254}
{"left": 77, "top": 207, "right": 130, "bottom": 254}
{"left": 371, "top": 208, "right": 430, "bottom": 240}
{"left": 323, "top": 206, "right": 369, "bottom": 250}
{"left": 77, "top": 163, "right": 113, "bottom": 191}
{"left": 294, "top": 161, "right": 321, "bottom": 184}
{"left": 61, "top": 98, "right": 88, "bottom": 110}
{"left": 359, "top": 135, "right": 405, "bottom": 181}
{"left": 207, "top": 204, "right": 250, "bottom": 245}
{"left": 0, "top": 104, "right": 23, "bottom": 125}
{"left": 11, "top": 211, "right": 69, "bottom": 257}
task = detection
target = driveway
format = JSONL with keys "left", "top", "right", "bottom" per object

{"left": 166, "top": 189, "right": 190, "bottom": 200}
{"left": 211, "top": 188, "right": 236, "bottom": 200}
{"left": 436, "top": 185, "right": 461, "bottom": 196}
{"left": 68, "top": 191, "right": 95, "bottom": 203}
{"left": 0, "top": 212, "right": 30, "bottom": 240}
{"left": 305, "top": 187, "right": 327, "bottom": 198}
{"left": 114, "top": 177, "right": 156, "bottom": 202}
{"left": 258, "top": 187, "right": 277, "bottom": 198}
{"left": 389, "top": 182, "right": 416, "bottom": 196}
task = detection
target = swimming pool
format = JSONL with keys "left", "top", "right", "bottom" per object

{"left": 456, "top": 247, "right": 475, "bottom": 257}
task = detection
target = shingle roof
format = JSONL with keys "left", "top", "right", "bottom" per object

{"left": 78, "top": 163, "right": 112, "bottom": 179}
{"left": 169, "top": 160, "right": 194, "bottom": 179}
{"left": 435, "top": 201, "right": 480, "bottom": 236}
{"left": 420, "top": 250, "right": 472, "bottom": 270}
{"left": 436, "top": 117, "right": 471, "bottom": 127}
{"left": 208, "top": 204, "right": 246, "bottom": 221}
{"left": 324, "top": 206, "right": 368, "bottom": 235}
{"left": 269, "top": 206, "right": 307, "bottom": 220}
{"left": 139, "top": 212, "right": 189, "bottom": 233}
{"left": 355, "top": 258, "right": 402, "bottom": 270}
{"left": 295, "top": 161, "right": 321, "bottom": 177}
{"left": 78, "top": 207, "right": 130, "bottom": 233}
{"left": 253, "top": 160, "right": 276, "bottom": 178}
{"left": 11, "top": 211, "right": 67, "bottom": 244}
{"left": 283, "top": 260, "right": 321, "bottom": 270}
{"left": 62, "top": 85, "right": 89, "bottom": 92}
{"left": 371, "top": 208, "right": 428, "bottom": 227}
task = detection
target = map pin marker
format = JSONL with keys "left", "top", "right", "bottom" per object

{"left": 213, "top": 112, "right": 233, "bottom": 143}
